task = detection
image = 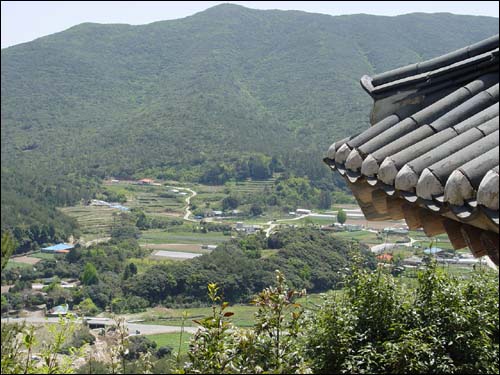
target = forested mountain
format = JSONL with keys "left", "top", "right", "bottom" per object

{"left": 1, "top": 4, "right": 498, "bottom": 244}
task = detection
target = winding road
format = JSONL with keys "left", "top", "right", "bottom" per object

{"left": 264, "top": 214, "right": 310, "bottom": 237}
{"left": 169, "top": 187, "right": 197, "bottom": 222}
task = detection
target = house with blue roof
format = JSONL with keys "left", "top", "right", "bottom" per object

{"left": 423, "top": 247, "right": 443, "bottom": 255}
{"left": 41, "top": 243, "right": 74, "bottom": 254}
{"left": 47, "top": 304, "right": 69, "bottom": 316}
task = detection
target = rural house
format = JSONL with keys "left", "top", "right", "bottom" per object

{"left": 41, "top": 243, "right": 75, "bottom": 254}
{"left": 324, "top": 34, "right": 499, "bottom": 265}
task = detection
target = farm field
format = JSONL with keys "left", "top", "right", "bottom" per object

{"left": 8, "top": 255, "right": 42, "bottom": 265}
{"left": 29, "top": 251, "right": 56, "bottom": 260}
{"left": 226, "top": 178, "right": 276, "bottom": 193}
{"left": 128, "top": 192, "right": 184, "bottom": 217}
{"left": 139, "top": 229, "right": 230, "bottom": 245}
{"left": 147, "top": 332, "right": 193, "bottom": 355}
{"left": 59, "top": 183, "right": 189, "bottom": 242}
{"left": 105, "top": 182, "right": 186, "bottom": 216}
{"left": 54, "top": 179, "right": 478, "bottom": 271}
{"left": 150, "top": 250, "right": 203, "bottom": 260}
{"left": 140, "top": 243, "right": 212, "bottom": 253}
{"left": 59, "top": 205, "right": 117, "bottom": 241}
{"left": 131, "top": 291, "right": 340, "bottom": 329}
{"left": 331, "top": 230, "right": 381, "bottom": 244}
{"left": 3, "top": 260, "right": 33, "bottom": 271}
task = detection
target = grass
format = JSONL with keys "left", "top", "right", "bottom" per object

{"left": 331, "top": 230, "right": 380, "bottom": 244}
{"left": 127, "top": 257, "right": 173, "bottom": 273}
{"left": 30, "top": 251, "right": 56, "bottom": 260}
{"left": 260, "top": 249, "right": 279, "bottom": 258}
{"left": 135, "top": 291, "right": 340, "bottom": 330}
{"left": 4, "top": 261, "right": 33, "bottom": 271}
{"left": 139, "top": 230, "right": 230, "bottom": 245}
{"left": 140, "top": 304, "right": 259, "bottom": 328}
{"left": 128, "top": 191, "right": 184, "bottom": 214}
{"left": 147, "top": 332, "right": 193, "bottom": 354}
{"left": 102, "top": 184, "right": 136, "bottom": 199}
{"left": 275, "top": 217, "right": 334, "bottom": 226}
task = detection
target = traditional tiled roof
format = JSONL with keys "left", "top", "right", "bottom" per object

{"left": 324, "top": 35, "right": 499, "bottom": 265}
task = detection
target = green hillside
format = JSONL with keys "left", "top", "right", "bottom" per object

{"left": 1, "top": 4, "right": 498, "bottom": 246}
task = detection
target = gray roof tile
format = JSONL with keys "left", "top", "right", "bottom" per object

{"left": 444, "top": 147, "right": 499, "bottom": 205}
{"left": 477, "top": 166, "right": 499, "bottom": 210}
{"left": 370, "top": 35, "right": 499, "bottom": 87}
{"left": 395, "top": 116, "right": 499, "bottom": 190}
{"left": 324, "top": 34, "right": 499, "bottom": 237}
{"left": 416, "top": 130, "right": 499, "bottom": 199}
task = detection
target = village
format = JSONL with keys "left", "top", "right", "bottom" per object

{"left": 3, "top": 175, "right": 491, "bottom": 326}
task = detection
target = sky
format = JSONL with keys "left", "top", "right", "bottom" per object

{"left": 2, "top": 1, "right": 499, "bottom": 48}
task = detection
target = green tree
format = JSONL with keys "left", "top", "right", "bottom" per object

{"left": 183, "top": 272, "right": 310, "bottom": 374}
{"left": 305, "top": 262, "right": 499, "bottom": 374}
{"left": 81, "top": 263, "right": 98, "bottom": 286}
{"left": 78, "top": 298, "right": 99, "bottom": 316}
{"left": 123, "top": 262, "right": 138, "bottom": 280}
{"left": 134, "top": 210, "right": 148, "bottom": 230}
{"left": 337, "top": 208, "right": 347, "bottom": 225}
{"left": 222, "top": 196, "right": 239, "bottom": 211}
{"left": 249, "top": 203, "right": 263, "bottom": 216}
{"left": 248, "top": 156, "right": 271, "bottom": 180}
{"left": 318, "top": 191, "right": 332, "bottom": 209}
{"left": 1, "top": 313, "right": 83, "bottom": 374}
{"left": 1, "top": 232, "right": 16, "bottom": 271}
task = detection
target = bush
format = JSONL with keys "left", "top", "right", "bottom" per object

{"left": 156, "top": 346, "right": 172, "bottom": 358}
{"left": 78, "top": 297, "right": 99, "bottom": 316}
{"left": 182, "top": 263, "right": 498, "bottom": 374}
{"left": 60, "top": 326, "right": 96, "bottom": 354}
{"left": 305, "top": 262, "right": 499, "bottom": 374}
{"left": 124, "top": 335, "right": 157, "bottom": 360}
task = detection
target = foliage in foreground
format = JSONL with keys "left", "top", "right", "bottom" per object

{"left": 184, "top": 264, "right": 499, "bottom": 374}
{"left": 184, "top": 273, "right": 310, "bottom": 374}
{"left": 1, "top": 263, "right": 498, "bottom": 374}
{"left": 1, "top": 314, "right": 83, "bottom": 374}
{"left": 306, "top": 261, "right": 499, "bottom": 374}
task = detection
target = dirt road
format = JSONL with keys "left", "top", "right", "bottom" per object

{"left": 175, "top": 187, "right": 197, "bottom": 221}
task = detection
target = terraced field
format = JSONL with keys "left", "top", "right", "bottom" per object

{"left": 127, "top": 191, "right": 185, "bottom": 216}
{"left": 59, "top": 183, "right": 188, "bottom": 241}
{"left": 60, "top": 205, "right": 117, "bottom": 240}
{"left": 228, "top": 178, "right": 276, "bottom": 193}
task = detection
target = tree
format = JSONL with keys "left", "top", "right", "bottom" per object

{"left": 1, "top": 313, "right": 82, "bottom": 374}
{"left": 134, "top": 210, "right": 148, "bottom": 230}
{"left": 78, "top": 297, "right": 99, "bottom": 316}
{"left": 123, "top": 262, "right": 138, "bottom": 280}
{"left": 65, "top": 247, "right": 81, "bottom": 264}
{"left": 318, "top": 191, "right": 332, "bottom": 209}
{"left": 110, "top": 223, "right": 140, "bottom": 240}
{"left": 1, "top": 232, "right": 16, "bottom": 271}
{"left": 222, "top": 196, "right": 239, "bottom": 211}
{"left": 184, "top": 272, "right": 310, "bottom": 374}
{"left": 248, "top": 156, "right": 271, "bottom": 180}
{"left": 81, "top": 263, "right": 98, "bottom": 285}
{"left": 269, "top": 156, "right": 285, "bottom": 173}
{"left": 337, "top": 208, "right": 347, "bottom": 225}
{"left": 249, "top": 203, "right": 263, "bottom": 217}
{"left": 311, "top": 263, "right": 500, "bottom": 374}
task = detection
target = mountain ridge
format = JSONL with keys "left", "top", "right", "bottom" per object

{"left": 1, "top": 4, "right": 498, "bottom": 245}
